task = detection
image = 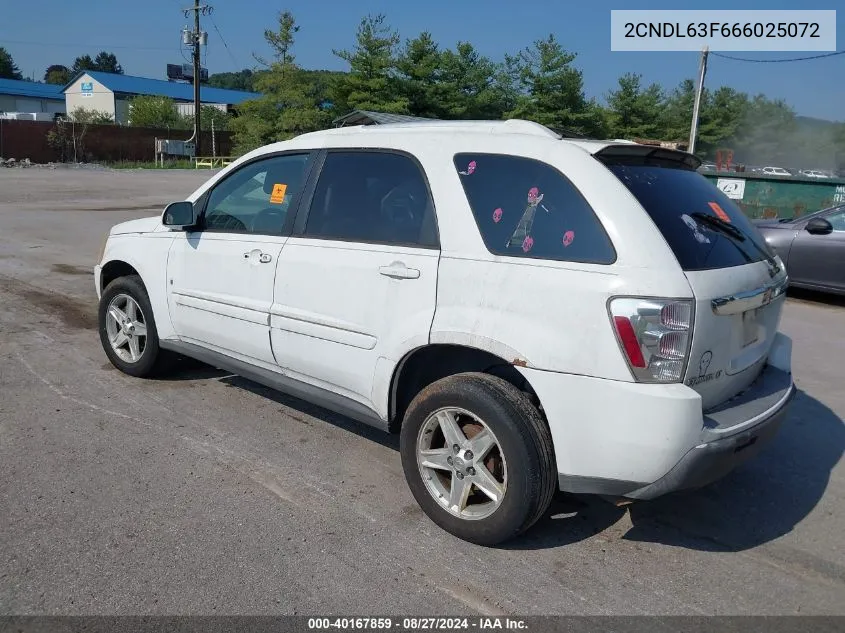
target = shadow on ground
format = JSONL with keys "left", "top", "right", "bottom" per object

{"left": 156, "top": 358, "right": 843, "bottom": 553}
{"left": 511, "top": 389, "right": 843, "bottom": 552}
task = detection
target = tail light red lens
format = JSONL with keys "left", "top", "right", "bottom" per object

{"left": 613, "top": 316, "right": 646, "bottom": 368}
{"left": 609, "top": 297, "right": 694, "bottom": 383}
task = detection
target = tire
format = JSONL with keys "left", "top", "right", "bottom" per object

{"left": 98, "top": 274, "right": 169, "bottom": 378}
{"left": 400, "top": 372, "right": 556, "bottom": 546}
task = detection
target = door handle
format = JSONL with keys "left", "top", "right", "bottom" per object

{"left": 243, "top": 250, "right": 273, "bottom": 263}
{"left": 379, "top": 262, "right": 420, "bottom": 279}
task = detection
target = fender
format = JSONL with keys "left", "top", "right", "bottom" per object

{"left": 99, "top": 232, "right": 177, "bottom": 340}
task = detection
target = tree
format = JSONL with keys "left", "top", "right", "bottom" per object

{"left": 48, "top": 108, "right": 113, "bottom": 162}
{"left": 437, "top": 42, "right": 514, "bottom": 120}
{"left": 72, "top": 55, "right": 96, "bottom": 74}
{"left": 199, "top": 105, "right": 232, "bottom": 132}
{"left": 696, "top": 86, "right": 748, "bottom": 155}
{"left": 69, "top": 107, "right": 113, "bottom": 124}
{"left": 605, "top": 73, "right": 664, "bottom": 139}
{"left": 44, "top": 64, "right": 71, "bottom": 85}
{"left": 396, "top": 32, "right": 442, "bottom": 118}
{"left": 128, "top": 96, "right": 187, "bottom": 129}
{"left": 659, "top": 79, "right": 696, "bottom": 143}
{"left": 0, "top": 47, "right": 23, "bottom": 80}
{"left": 262, "top": 10, "right": 299, "bottom": 65}
{"left": 208, "top": 69, "right": 258, "bottom": 91}
{"left": 94, "top": 51, "right": 123, "bottom": 74}
{"left": 505, "top": 34, "right": 604, "bottom": 136}
{"left": 232, "top": 10, "right": 331, "bottom": 153}
{"left": 333, "top": 14, "right": 408, "bottom": 114}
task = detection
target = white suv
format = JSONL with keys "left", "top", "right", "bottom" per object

{"left": 95, "top": 120, "right": 794, "bottom": 545}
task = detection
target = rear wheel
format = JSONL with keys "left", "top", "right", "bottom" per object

{"left": 400, "top": 373, "right": 556, "bottom": 545}
{"left": 99, "top": 275, "right": 169, "bottom": 377}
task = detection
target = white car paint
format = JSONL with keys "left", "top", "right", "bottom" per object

{"left": 96, "top": 119, "right": 794, "bottom": 497}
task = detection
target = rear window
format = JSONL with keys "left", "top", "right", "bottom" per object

{"left": 604, "top": 162, "right": 774, "bottom": 271}
{"left": 453, "top": 153, "right": 615, "bottom": 264}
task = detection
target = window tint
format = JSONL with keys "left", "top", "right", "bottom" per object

{"left": 203, "top": 153, "right": 311, "bottom": 234}
{"left": 453, "top": 153, "right": 615, "bottom": 264}
{"left": 604, "top": 162, "right": 774, "bottom": 271}
{"left": 304, "top": 151, "right": 437, "bottom": 247}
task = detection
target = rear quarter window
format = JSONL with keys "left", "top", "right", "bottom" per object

{"left": 453, "top": 153, "right": 615, "bottom": 264}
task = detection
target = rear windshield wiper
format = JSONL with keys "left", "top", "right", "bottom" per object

{"left": 691, "top": 212, "right": 782, "bottom": 276}
{"left": 690, "top": 212, "right": 745, "bottom": 241}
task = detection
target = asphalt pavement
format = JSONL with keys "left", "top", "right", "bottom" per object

{"left": 1, "top": 167, "right": 843, "bottom": 615}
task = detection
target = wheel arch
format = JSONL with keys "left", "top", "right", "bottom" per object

{"left": 388, "top": 343, "right": 541, "bottom": 432}
{"left": 99, "top": 259, "right": 143, "bottom": 294}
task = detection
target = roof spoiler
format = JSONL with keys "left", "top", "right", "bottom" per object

{"left": 595, "top": 144, "right": 702, "bottom": 170}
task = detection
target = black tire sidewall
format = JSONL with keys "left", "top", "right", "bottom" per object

{"left": 98, "top": 275, "right": 161, "bottom": 377}
{"left": 400, "top": 374, "right": 548, "bottom": 546}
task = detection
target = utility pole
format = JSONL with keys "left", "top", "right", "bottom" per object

{"left": 182, "top": 0, "right": 211, "bottom": 156}
{"left": 688, "top": 46, "right": 709, "bottom": 155}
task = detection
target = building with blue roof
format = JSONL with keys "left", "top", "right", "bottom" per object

{"left": 62, "top": 71, "right": 261, "bottom": 124}
{"left": 0, "top": 78, "right": 66, "bottom": 118}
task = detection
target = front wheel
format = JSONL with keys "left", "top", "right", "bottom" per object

{"left": 399, "top": 373, "right": 556, "bottom": 546}
{"left": 98, "top": 275, "right": 168, "bottom": 377}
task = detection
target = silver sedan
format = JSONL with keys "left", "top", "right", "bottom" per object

{"left": 754, "top": 204, "right": 845, "bottom": 295}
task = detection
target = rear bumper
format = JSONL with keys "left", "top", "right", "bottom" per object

{"left": 625, "top": 368, "right": 794, "bottom": 500}
{"left": 517, "top": 333, "right": 794, "bottom": 500}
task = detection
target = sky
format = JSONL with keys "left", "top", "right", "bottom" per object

{"left": 3, "top": 0, "right": 844, "bottom": 121}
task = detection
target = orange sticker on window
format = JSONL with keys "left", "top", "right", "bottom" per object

{"left": 708, "top": 201, "right": 731, "bottom": 223}
{"left": 269, "top": 183, "right": 287, "bottom": 204}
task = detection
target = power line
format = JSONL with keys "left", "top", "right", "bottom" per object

{"left": 711, "top": 50, "right": 845, "bottom": 63}
{"left": 208, "top": 13, "right": 240, "bottom": 69}
{"left": 1, "top": 37, "right": 176, "bottom": 52}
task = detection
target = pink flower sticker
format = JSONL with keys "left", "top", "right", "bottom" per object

{"left": 522, "top": 235, "right": 534, "bottom": 252}
{"left": 493, "top": 208, "right": 503, "bottom": 223}
{"left": 563, "top": 230, "right": 575, "bottom": 247}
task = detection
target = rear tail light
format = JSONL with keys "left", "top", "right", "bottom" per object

{"left": 609, "top": 297, "right": 694, "bottom": 383}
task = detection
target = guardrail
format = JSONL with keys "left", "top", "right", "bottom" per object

{"left": 194, "top": 156, "right": 235, "bottom": 169}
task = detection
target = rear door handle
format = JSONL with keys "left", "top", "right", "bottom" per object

{"left": 379, "top": 262, "right": 420, "bottom": 279}
{"left": 243, "top": 250, "right": 273, "bottom": 263}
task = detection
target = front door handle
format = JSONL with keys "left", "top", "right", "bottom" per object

{"left": 379, "top": 262, "right": 420, "bottom": 279}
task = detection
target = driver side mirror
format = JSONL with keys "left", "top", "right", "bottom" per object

{"left": 805, "top": 217, "right": 833, "bottom": 235}
{"left": 162, "top": 201, "right": 197, "bottom": 230}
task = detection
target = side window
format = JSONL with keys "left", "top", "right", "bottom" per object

{"left": 826, "top": 209, "right": 845, "bottom": 232}
{"left": 453, "top": 153, "right": 615, "bottom": 264}
{"left": 203, "top": 153, "right": 311, "bottom": 234}
{"left": 304, "top": 151, "right": 438, "bottom": 247}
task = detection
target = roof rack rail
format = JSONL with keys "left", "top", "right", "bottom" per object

{"left": 548, "top": 126, "right": 590, "bottom": 139}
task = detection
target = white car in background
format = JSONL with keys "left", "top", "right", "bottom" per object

{"left": 799, "top": 170, "right": 830, "bottom": 179}
{"left": 762, "top": 166, "right": 792, "bottom": 176}
{"left": 95, "top": 120, "right": 795, "bottom": 545}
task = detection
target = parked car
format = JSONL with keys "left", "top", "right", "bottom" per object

{"left": 799, "top": 170, "right": 830, "bottom": 179}
{"left": 95, "top": 120, "right": 794, "bottom": 545}
{"left": 755, "top": 204, "right": 845, "bottom": 295}
{"left": 762, "top": 166, "right": 792, "bottom": 176}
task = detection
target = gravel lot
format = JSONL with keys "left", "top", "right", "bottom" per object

{"left": 1, "top": 167, "right": 843, "bottom": 615}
